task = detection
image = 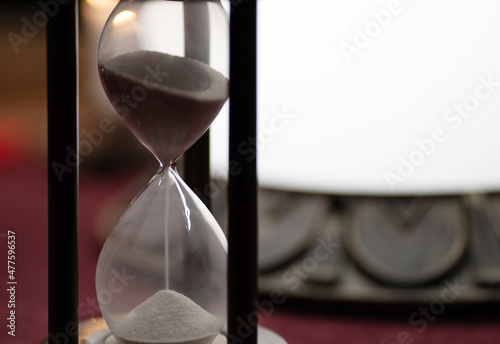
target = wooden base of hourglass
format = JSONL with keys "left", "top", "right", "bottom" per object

{"left": 42, "top": 317, "right": 288, "bottom": 344}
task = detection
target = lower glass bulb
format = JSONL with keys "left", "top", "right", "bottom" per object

{"left": 96, "top": 167, "right": 227, "bottom": 344}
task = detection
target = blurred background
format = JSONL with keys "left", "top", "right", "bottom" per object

{"left": 1, "top": 0, "right": 500, "bottom": 343}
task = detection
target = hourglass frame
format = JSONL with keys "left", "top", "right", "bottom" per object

{"left": 45, "top": 1, "right": 286, "bottom": 343}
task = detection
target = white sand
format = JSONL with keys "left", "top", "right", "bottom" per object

{"left": 112, "top": 290, "right": 221, "bottom": 344}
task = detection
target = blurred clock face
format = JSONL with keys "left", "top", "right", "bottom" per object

{"left": 342, "top": 196, "right": 468, "bottom": 285}
{"left": 211, "top": 0, "right": 500, "bottom": 196}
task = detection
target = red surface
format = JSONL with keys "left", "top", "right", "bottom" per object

{"left": 0, "top": 159, "right": 499, "bottom": 344}
{"left": 0, "top": 159, "right": 134, "bottom": 344}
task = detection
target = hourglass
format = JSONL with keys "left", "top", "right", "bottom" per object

{"left": 95, "top": 1, "right": 229, "bottom": 344}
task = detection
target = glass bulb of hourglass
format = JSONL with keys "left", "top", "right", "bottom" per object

{"left": 95, "top": 1, "right": 228, "bottom": 344}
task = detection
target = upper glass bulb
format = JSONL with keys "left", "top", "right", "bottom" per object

{"left": 98, "top": 0, "right": 229, "bottom": 167}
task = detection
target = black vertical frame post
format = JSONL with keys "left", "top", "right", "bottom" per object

{"left": 228, "top": 1, "right": 258, "bottom": 344}
{"left": 183, "top": 1, "right": 211, "bottom": 209}
{"left": 47, "top": 1, "right": 79, "bottom": 343}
